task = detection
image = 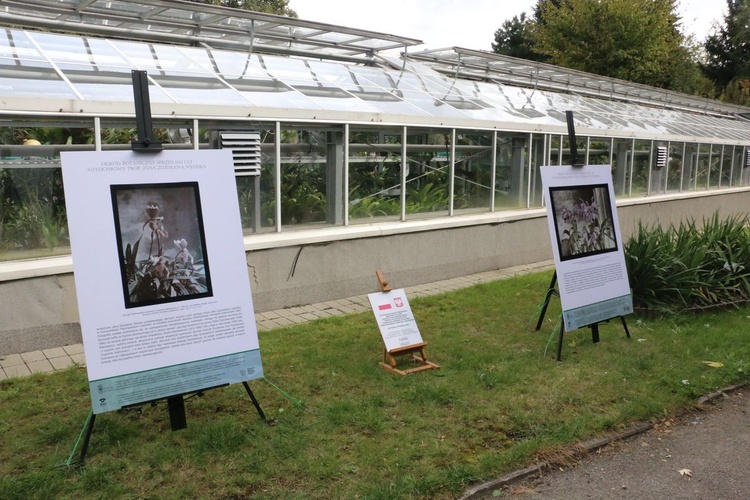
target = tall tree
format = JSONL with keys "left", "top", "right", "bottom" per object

{"left": 184, "top": 0, "right": 297, "bottom": 17}
{"left": 531, "top": 0, "right": 691, "bottom": 89}
{"left": 492, "top": 12, "right": 544, "bottom": 61}
{"left": 702, "top": 0, "right": 750, "bottom": 104}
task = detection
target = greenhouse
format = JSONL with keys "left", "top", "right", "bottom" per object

{"left": 2, "top": 0, "right": 750, "bottom": 344}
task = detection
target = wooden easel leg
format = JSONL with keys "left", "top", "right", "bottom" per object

{"left": 381, "top": 344, "right": 438, "bottom": 375}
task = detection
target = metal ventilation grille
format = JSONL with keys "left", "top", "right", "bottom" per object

{"left": 220, "top": 132, "right": 261, "bottom": 177}
{"left": 655, "top": 146, "right": 668, "bottom": 169}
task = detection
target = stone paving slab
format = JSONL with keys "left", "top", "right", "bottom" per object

{"left": 27, "top": 359, "right": 54, "bottom": 374}
{"left": 2, "top": 261, "right": 554, "bottom": 380}
{"left": 0, "top": 353, "right": 23, "bottom": 368}
{"left": 21, "top": 350, "right": 46, "bottom": 363}
{"left": 4, "top": 363, "right": 31, "bottom": 378}
{"left": 63, "top": 344, "right": 85, "bottom": 355}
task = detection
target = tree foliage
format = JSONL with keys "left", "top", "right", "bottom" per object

{"left": 533, "top": 0, "right": 686, "bottom": 87}
{"left": 183, "top": 0, "right": 297, "bottom": 17}
{"left": 702, "top": 0, "right": 750, "bottom": 104}
{"left": 492, "top": 12, "right": 544, "bottom": 61}
{"left": 493, "top": 0, "right": 706, "bottom": 94}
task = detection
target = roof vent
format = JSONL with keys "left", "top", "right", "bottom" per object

{"left": 220, "top": 132, "right": 261, "bottom": 177}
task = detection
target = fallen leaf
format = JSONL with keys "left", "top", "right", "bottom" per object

{"left": 678, "top": 468, "right": 692, "bottom": 477}
{"left": 703, "top": 361, "right": 724, "bottom": 368}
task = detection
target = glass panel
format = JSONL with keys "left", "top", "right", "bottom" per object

{"left": 0, "top": 30, "right": 77, "bottom": 100}
{"left": 587, "top": 137, "right": 611, "bottom": 165}
{"left": 308, "top": 61, "right": 419, "bottom": 115}
{"left": 0, "top": 165, "right": 68, "bottom": 261}
{"left": 631, "top": 140, "right": 651, "bottom": 197}
{"left": 30, "top": 33, "right": 174, "bottom": 103}
{"left": 113, "top": 41, "right": 249, "bottom": 105}
{"left": 453, "top": 129, "right": 493, "bottom": 213}
{"left": 695, "top": 144, "right": 711, "bottom": 190}
{"left": 278, "top": 125, "right": 340, "bottom": 228}
{"left": 548, "top": 135, "right": 563, "bottom": 166}
{"left": 348, "top": 127, "right": 401, "bottom": 223}
{"left": 403, "top": 128, "right": 450, "bottom": 219}
{"left": 611, "top": 139, "right": 631, "bottom": 197}
{"left": 30, "top": 32, "right": 129, "bottom": 68}
{"left": 561, "top": 135, "right": 586, "bottom": 166}
{"left": 667, "top": 142, "right": 685, "bottom": 192}
{"left": 392, "top": 73, "right": 472, "bottom": 119}
{"left": 720, "top": 145, "right": 732, "bottom": 188}
{"left": 348, "top": 66, "right": 401, "bottom": 92}
{"left": 99, "top": 120, "right": 170, "bottom": 147}
{"left": 682, "top": 143, "right": 699, "bottom": 191}
{"left": 495, "top": 133, "right": 528, "bottom": 209}
{"left": 262, "top": 57, "right": 377, "bottom": 113}
{"left": 709, "top": 144, "right": 722, "bottom": 189}
{"left": 529, "top": 134, "right": 545, "bottom": 208}
{"left": 207, "top": 50, "right": 313, "bottom": 108}
{"left": 732, "top": 147, "right": 746, "bottom": 187}
{"left": 0, "top": 125, "right": 99, "bottom": 261}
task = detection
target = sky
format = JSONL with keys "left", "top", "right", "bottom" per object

{"left": 289, "top": 0, "right": 727, "bottom": 52}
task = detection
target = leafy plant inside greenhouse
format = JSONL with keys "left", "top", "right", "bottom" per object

{"left": 0, "top": 126, "right": 171, "bottom": 256}
{"left": 0, "top": 160, "right": 67, "bottom": 252}
{"left": 625, "top": 213, "right": 750, "bottom": 313}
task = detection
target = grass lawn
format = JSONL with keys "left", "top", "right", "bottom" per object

{"left": 2, "top": 269, "right": 749, "bottom": 499}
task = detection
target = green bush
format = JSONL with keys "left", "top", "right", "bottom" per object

{"left": 625, "top": 212, "right": 750, "bottom": 313}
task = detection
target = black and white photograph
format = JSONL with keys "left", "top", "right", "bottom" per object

{"left": 111, "top": 182, "right": 213, "bottom": 308}
{"left": 548, "top": 184, "right": 617, "bottom": 262}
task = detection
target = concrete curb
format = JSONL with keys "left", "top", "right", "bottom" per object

{"left": 459, "top": 381, "right": 749, "bottom": 499}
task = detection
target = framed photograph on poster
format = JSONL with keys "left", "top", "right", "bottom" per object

{"left": 111, "top": 182, "right": 213, "bottom": 309}
{"left": 548, "top": 184, "right": 618, "bottom": 262}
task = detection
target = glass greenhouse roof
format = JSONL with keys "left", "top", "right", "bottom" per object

{"left": 0, "top": 0, "right": 422, "bottom": 62}
{"left": 405, "top": 47, "right": 750, "bottom": 118}
{"left": 1, "top": 2, "right": 750, "bottom": 146}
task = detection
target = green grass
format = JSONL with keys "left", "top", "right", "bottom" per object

{"left": 2, "top": 270, "right": 750, "bottom": 499}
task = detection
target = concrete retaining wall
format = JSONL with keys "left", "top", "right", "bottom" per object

{"left": 1, "top": 190, "right": 749, "bottom": 355}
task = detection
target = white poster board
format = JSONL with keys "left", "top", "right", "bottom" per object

{"left": 540, "top": 164, "right": 633, "bottom": 331}
{"left": 368, "top": 289, "right": 423, "bottom": 351}
{"left": 62, "top": 149, "right": 262, "bottom": 414}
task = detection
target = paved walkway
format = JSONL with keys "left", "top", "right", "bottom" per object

{"left": 0, "top": 261, "right": 554, "bottom": 380}
{"left": 479, "top": 385, "right": 750, "bottom": 499}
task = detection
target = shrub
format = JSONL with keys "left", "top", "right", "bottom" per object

{"left": 625, "top": 212, "right": 750, "bottom": 313}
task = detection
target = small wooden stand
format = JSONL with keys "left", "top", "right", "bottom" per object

{"left": 373, "top": 270, "right": 439, "bottom": 375}
{"left": 381, "top": 341, "right": 439, "bottom": 375}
